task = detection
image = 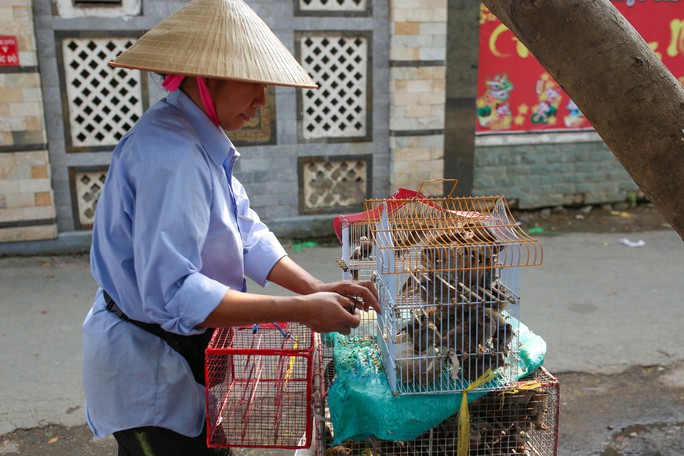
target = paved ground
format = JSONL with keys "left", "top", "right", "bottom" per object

{"left": 0, "top": 204, "right": 682, "bottom": 455}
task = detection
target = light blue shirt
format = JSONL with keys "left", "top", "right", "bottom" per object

{"left": 82, "top": 89, "right": 287, "bottom": 438}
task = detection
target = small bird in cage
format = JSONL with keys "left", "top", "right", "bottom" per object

{"left": 350, "top": 235, "right": 373, "bottom": 260}
{"left": 397, "top": 221, "right": 504, "bottom": 309}
{"left": 349, "top": 235, "right": 373, "bottom": 280}
{"left": 394, "top": 331, "right": 445, "bottom": 387}
{"left": 445, "top": 304, "right": 514, "bottom": 382}
{"left": 529, "top": 388, "right": 550, "bottom": 430}
{"left": 391, "top": 293, "right": 515, "bottom": 384}
{"left": 401, "top": 309, "right": 441, "bottom": 354}
{"left": 419, "top": 225, "right": 503, "bottom": 295}
{"left": 391, "top": 309, "right": 449, "bottom": 386}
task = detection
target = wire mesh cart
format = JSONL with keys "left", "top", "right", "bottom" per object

{"left": 301, "top": 334, "right": 559, "bottom": 456}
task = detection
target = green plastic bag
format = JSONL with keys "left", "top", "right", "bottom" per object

{"left": 327, "top": 319, "right": 546, "bottom": 444}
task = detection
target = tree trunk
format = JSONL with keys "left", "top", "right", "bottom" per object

{"left": 480, "top": 0, "right": 684, "bottom": 241}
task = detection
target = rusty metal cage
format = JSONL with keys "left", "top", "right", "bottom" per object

{"left": 336, "top": 180, "right": 543, "bottom": 395}
{"left": 205, "top": 323, "right": 316, "bottom": 449}
{"left": 319, "top": 366, "right": 559, "bottom": 456}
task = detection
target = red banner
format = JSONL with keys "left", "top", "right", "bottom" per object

{"left": 476, "top": 1, "right": 684, "bottom": 134}
{"left": 0, "top": 36, "right": 19, "bottom": 67}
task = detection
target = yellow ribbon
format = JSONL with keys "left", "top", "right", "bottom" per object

{"left": 284, "top": 338, "right": 299, "bottom": 381}
{"left": 457, "top": 368, "right": 499, "bottom": 456}
{"left": 497, "top": 380, "right": 543, "bottom": 408}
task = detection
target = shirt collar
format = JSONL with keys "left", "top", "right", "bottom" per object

{"left": 165, "top": 90, "right": 240, "bottom": 168}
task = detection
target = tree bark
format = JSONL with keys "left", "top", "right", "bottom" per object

{"left": 480, "top": 0, "right": 684, "bottom": 241}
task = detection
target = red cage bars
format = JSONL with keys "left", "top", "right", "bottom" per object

{"left": 205, "top": 323, "right": 316, "bottom": 449}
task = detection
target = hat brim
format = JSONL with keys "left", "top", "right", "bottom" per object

{"left": 109, "top": 61, "right": 318, "bottom": 89}
{"left": 109, "top": 0, "right": 318, "bottom": 89}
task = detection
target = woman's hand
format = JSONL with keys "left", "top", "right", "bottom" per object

{"left": 311, "top": 279, "right": 380, "bottom": 315}
{"left": 298, "top": 292, "right": 364, "bottom": 335}
{"left": 264, "top": 256, "right": 381, "bottom": 334}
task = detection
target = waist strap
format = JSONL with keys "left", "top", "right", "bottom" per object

{"left": 104, "top": 291, "right": 171, "bottom": 341}
{"left": 103, "top": 290, "right": 213, "bottom": 385}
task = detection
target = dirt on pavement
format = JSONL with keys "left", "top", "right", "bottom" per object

{"left": 511, "top": 202, "right": 673, "bottom": 235}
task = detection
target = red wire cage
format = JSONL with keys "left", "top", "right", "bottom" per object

{"left": 205, "top": 323, "right": 316, "bottom": 449}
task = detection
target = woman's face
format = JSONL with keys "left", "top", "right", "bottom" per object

{"left": 206, "top": 79, "right": 267, "bottom": 131}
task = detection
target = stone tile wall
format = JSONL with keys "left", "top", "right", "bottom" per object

{"left": 26, "top": 0, "right": 391, "bottom": 243}
{"left": 0, "top": 0, "right": 56, "bottom": 242}
{"left": 389, "top": 0, "right": 447, "bottom": 196}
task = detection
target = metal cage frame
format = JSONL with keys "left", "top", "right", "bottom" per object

{"left": 205, "top": 323, "right": 317, "bottom": 449}
{"left": 336, "top": 181, "right": 542, "bottom": 395}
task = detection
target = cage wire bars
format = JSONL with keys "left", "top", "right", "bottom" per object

{"left": 335, "top": 180, "right": 543, "bottom": 395}
{"left": 316, "top": 367, "right": 560, "bottom": 456}
{"left": 205, "top": 323, "right": 317, "bottom": 449}
{"left": 322, "top": 181, "right": 560, "bottom": 456}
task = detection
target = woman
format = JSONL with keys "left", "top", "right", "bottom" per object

{"left": 81, "top": 0, "right": 379, "bottom": 454}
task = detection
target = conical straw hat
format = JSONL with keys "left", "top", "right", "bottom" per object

{"left": 110, "top": 0, "right": 317, "bottom": 89}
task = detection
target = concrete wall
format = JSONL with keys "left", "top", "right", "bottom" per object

{"left": 25, "top": 0, "right": 391, "bottom": 247}
{"left": 473, "top": 133, "right": 638, "bottom": 209}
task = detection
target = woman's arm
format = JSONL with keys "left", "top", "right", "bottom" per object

{"left": 199, "top": 256, "right": 380, "bottom": 334}
{"left": 199, "top": 288, "right": 362, "bottom": 334}
{"left": 266, "top": 256, "right": 380, "bottom": 313}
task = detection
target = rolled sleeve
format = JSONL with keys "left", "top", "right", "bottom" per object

{"left": 243, "top": 231, "right": 287, "bottom": 286}
{"left": 163, "top": 272, "right": 229, "bottom": 334}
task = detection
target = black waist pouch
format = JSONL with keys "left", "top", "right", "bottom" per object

{"left": 103, "top": 291, "right": 214, "bottom": 386}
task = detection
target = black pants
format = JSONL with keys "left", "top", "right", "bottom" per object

{"left": 113, "top": 425, "right": 232, "bottom": 456}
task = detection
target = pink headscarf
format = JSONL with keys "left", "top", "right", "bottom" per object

{"left": 162, "top": 75, "right": 220, "bottom": 127}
